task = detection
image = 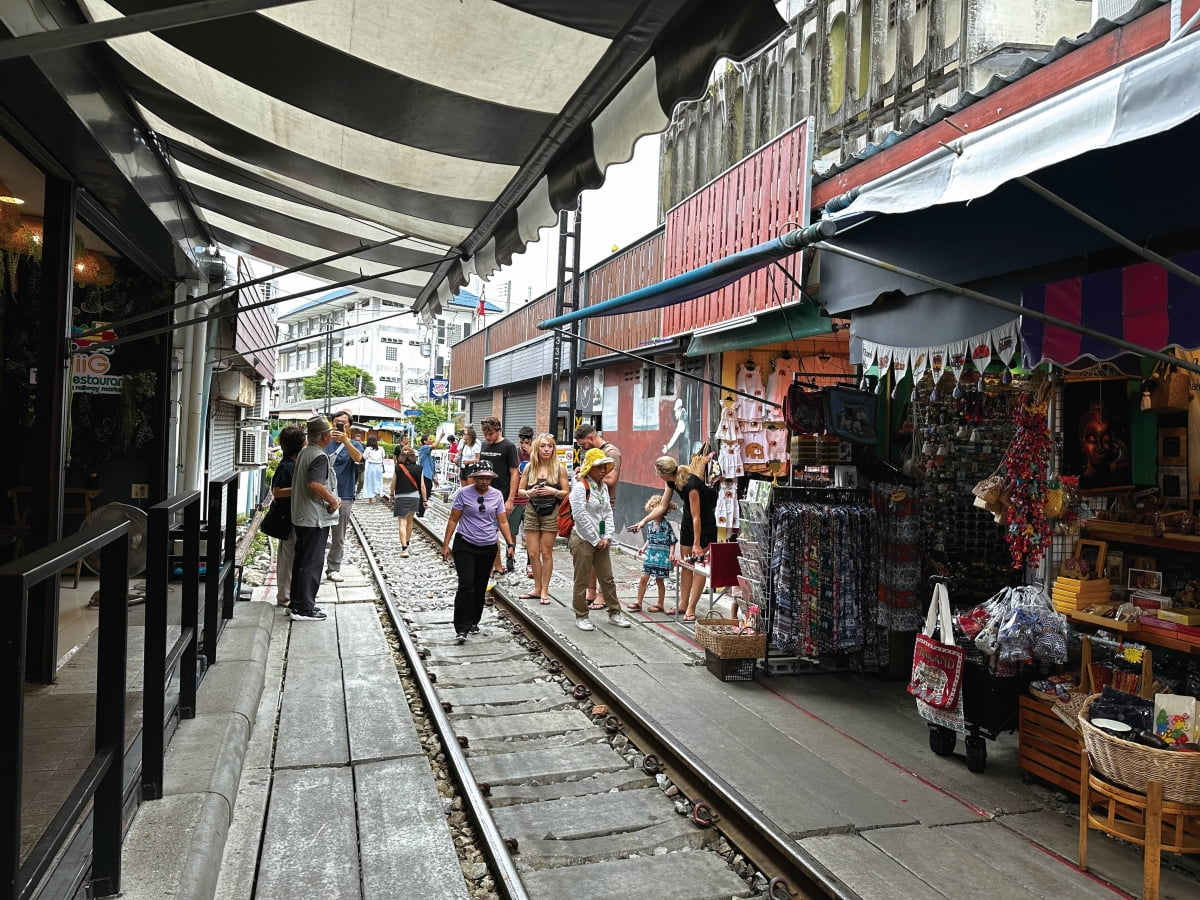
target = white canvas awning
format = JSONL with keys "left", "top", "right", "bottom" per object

{"left": 66, "top": 0, "right": 785, "bottom": 313}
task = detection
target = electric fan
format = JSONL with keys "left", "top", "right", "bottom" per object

{"left": 80, "top": 502, "right": 149, "bottom": 577}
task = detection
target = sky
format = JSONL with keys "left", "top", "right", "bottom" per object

{"left": 265, "top": 132, "right": 662, "bottom": 318}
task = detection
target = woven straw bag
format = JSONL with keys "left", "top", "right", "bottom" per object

{"left": 1147, "top": 359, "right": 1191, "bottom": 413}
{"left": 972, "top": 470, "right": 1004, "bottom": 504}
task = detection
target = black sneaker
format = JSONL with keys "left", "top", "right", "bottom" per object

{"left": 455, "top": 632, "right": 468, "bottom": 644}
{"left": 468, "top": 625, "right": 481, "bottom": 635}
{"left": 289, "top": 608, "right": 327, "bottom": 622}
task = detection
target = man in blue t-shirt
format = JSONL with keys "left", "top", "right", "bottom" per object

{"left": 325, "top": 409, "right": 364, "bottom": 582}
{"left": 417, "top": 433, "right": 438, "bottom": 501}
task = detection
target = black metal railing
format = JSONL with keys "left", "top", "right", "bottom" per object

{"left": 141, "top": 491, "right": 202, "bottom": 801}
{"left": 203, "top": 472, "right": 240, "bottom": 665}
{"left": 1, "top": 524, "right": 130, "bottom": 900}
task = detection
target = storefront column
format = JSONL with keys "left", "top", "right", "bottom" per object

{"left": 25, "top": 177, "right": 75, "bottom": 683}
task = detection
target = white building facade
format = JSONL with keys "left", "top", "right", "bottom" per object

{"left": 273, "top": 288, "right": 489, "bottom": 406}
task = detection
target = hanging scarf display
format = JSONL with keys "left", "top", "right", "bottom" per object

{"left": 771, "top": 496, "right": 886, "bottom": 668}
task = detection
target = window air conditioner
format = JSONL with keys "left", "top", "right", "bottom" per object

{"left": 238, "top": 428, "right": 269, "bottom": 466}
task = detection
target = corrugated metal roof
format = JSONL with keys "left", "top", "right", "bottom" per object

{"left": 450, "top": 289, "right": 504, "bottom": 313}
{"left": 816, "top": 0, "right": 1167, "bottom": 184}
{"left": 278, "top": 287, "right": 357, "bottom": 320}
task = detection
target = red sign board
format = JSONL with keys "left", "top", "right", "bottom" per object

{"left": 662, "top": 120, "right": 812, "bottom": 338}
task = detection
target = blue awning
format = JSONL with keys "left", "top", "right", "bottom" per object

{"left": 537, "top": 222, "right": 834, "bottom": 329}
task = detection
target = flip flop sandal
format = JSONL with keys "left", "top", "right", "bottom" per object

{"left": 517, "top": 593, "right": 540, "bottom": 600}
{"left": 626, "top": 604, "right": 643, "bottom": 612}
{"left": 645, "top": 605, "right": 665, "bottom": 612}
{"left": 539, "top": 597, "right": 552, "bottom": 605}
{"left": 587, "top": 602, "right": 605, "bottom": 610}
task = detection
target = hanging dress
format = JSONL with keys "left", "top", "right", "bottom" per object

{"left": 734, "top": 364, "right": 765, "bottom": 421}
{"left": 766, "top": 356, "right": 802, "bottom": 411}
{"left": 714, "top": 480, "right": 740, "bottom": 530}
{"left": 714, "top": 405, "right": 741, "bottom": 442}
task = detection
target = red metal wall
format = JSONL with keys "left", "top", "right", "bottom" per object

{"left": 662, "top": 121, "right": 810, "bottom": 338}
{"left": 584, "top": 230, "right": 665, "bottom": 358}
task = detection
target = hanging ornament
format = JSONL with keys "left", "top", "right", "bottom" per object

{"left": 860, "top": 341, "right": 878, "bottom": 391}
{"left": 952, "top": 383, "right": 964, "bottom": 400}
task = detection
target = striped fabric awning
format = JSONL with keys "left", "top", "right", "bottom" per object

{"left": 1020, "top": 252, "right": 1200, "bottom": 368}
{"left": 77, "top": 0, "right": 785, "bottom": 313}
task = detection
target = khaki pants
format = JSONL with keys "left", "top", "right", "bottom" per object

{"left": 568, "top": 533, "right": 619, "bottom": 618}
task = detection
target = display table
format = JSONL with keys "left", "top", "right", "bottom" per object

{"left": 1079, "top": 754, "right": 1200, "bottom": 900}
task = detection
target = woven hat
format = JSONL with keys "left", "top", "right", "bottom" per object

{"left": 306, "top": 415, "right": 332, "bottom": 438}
{"left": 579, "top": 447, "right": 614, "bottom": 477}
{"left": 470, "top": 460, "right": 497, "bottom": 478}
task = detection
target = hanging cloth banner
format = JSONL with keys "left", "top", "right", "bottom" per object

{"left": 861, "top": 320, "right": 1021, "bottom": 388}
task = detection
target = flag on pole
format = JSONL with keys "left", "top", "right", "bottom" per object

{"left": 476, "top": 288, "right": 487, "bottom": 318}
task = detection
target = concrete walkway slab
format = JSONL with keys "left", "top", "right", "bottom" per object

{"left": 287, "top": 617, "right": 341, "bottom": 658}
{"left": 256, "top": 767, "right": 360, "bottom": 900}
{"left": 356, "top": 757, "right": 470, "bottom": 900}
{"left": 342, "top": 655, "right": 423, "bottom": 762}
{"left": 335, "top": 603, "right": 390, "bottom": 655}
{"left": 800, "top": 833, "right": 946, "bottom": 900}
{"left": 274, "top": 656, "right": 349, "bottom": 769}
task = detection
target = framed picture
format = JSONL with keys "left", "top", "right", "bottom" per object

{"left": 1129, "top": 554, "right": 1157, "bottom": 572}
{"left": 1158, "top": 427, "right": 1187, "bottom": 467}
{"left": 1073, "top": 539, "right": 1108, "bottom": 579}
{"left": 1127, "top": 568, "right": 1164, "bottom": 593}
{"left": 1061, "top": 379, "right": 1134, "bottom": 493}
{"left": 1059, "top": 557, "right": 1085, "bottom": 579}
{"left": 1159, "top": 466, "right": 1187, "bottom": 501}
{"left": 824, "top": 387, "right": 878, "bottom": 445}
{"left": 1105, "top": 549, "right": 1124, "bottom": 584}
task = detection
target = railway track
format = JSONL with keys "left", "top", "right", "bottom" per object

{"left": 349, "top": 500, "right": 854, "bottom": 900}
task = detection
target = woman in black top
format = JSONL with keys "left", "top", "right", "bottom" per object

{"left": 630, "top": 456, "right": 717, "bottom": 622}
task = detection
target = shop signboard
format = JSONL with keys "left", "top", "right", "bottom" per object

{"left": 72, "top": 352, "right": 124, "bottom": 395}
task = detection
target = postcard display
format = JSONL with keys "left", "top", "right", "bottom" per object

{"left": 737, "top": 481, "right": 772, "bottom": 655}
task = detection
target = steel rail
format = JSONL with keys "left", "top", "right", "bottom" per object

{"left": 409, "top": 507, "right": 858, "bottom": 900}
{"left": 347, "top": 513, "right": 529, "bottom": 900}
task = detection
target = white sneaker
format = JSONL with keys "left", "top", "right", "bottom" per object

{"left": 607, "top": 612, "right": 632, "bottom": 628}
{"left": 576, "top": 617, "right": 594, "bottom": 631}
{"left": 327, "top": 571, "right": 345, "bottom": 583}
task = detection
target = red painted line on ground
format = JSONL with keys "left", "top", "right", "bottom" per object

{"left": 1013, "top": 833, "right": 1131, "bottom": 898}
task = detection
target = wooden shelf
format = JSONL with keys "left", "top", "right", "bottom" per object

{"left": 1018, "top": 695, "right": 1081, "bottom": 796}
{"left": 1083, "top": 523, "right": 1200, "bottom": 553}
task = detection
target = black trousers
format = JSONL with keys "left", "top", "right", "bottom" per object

{"left": 452, "top": 535, "right": 496, "bottom": 634}
{"left": 291, "top": 525, "right": 329, "bottom": 614}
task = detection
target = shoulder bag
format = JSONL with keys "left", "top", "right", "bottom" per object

{"left": 908, "top": 582, "right": 966, "bottom": 709}
{"left": 260, "top": 499, "right": 292, "bottom": 540}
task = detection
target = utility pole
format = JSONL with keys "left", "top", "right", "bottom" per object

{"left": 324, "top": 314, "right": 333, "bottom": 415}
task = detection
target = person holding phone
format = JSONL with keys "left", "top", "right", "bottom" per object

{"left": 324, "top": 409, "right": 363, "bottom": 583}
{"left": 517, "top": 433, "right": 569, "bottom": 604}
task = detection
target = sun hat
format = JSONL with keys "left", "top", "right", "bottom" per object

{"left": 306, "top": 415, "right": 333, "bottom": 438}
{"left": 579, "top": 447, "right": 615, "bottom": 477}
{"left": 470, "top": 460, "right": 497, "bottom": 478}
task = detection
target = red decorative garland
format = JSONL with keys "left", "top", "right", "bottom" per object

{"left": 1003, "top": 392, "right": 1052, "bottom": 569}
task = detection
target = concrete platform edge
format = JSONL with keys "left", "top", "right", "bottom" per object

{"left": 120, "top": 600, "right": 276, "bottom": 900}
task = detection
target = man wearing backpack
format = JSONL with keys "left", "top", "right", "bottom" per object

{"left": 574, "top": 423, "right": 622, "bottom": 609}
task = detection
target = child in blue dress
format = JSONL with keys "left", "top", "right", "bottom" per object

{"left": 628, "top": 495, "right": 678, "bottom": 613}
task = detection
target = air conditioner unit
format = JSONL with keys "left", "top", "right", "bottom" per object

{"left": 238, "top": 428, "right": 269, "bottom": 466}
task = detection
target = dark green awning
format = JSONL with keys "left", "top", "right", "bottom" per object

{"left": 685, "top": 302, "right": 831, "bottom": 356}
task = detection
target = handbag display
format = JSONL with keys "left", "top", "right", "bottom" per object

{"left": 784, "top": 383, "right": 826, "bottom": 435}
{"left": 1145, "top": 354, "right": 1191, "bottom": 413}
{"left": 908, "top": 582, "right": 966, "bottom": 709}
{"left": 260, "top": 499, "right": 292, "bottom": 540}
{"left": 823, "top": 386, "right": 878, "bottom": 444}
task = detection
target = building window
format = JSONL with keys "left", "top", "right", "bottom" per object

{"left": 664, "top": 365, "right": 676, "bottom": 396}
{"left": 385, "top": 346, "right": 398, "bottom": 361}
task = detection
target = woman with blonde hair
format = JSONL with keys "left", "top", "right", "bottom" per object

{"left": 517, "top": 433, "right": 569, "bottom": 603}
{"left": 630, "top": 456, "right": 716, "bottom": 621}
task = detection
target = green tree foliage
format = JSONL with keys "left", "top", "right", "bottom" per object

{"left": 302, "top": 361, "right": 375, "bottom": 400}
{"left": 411, "top": 400, "right": 450, "bottom": 439}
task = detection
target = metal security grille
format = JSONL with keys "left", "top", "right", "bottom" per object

{"left": 470, "top": 396, "right": 493, "bottom": 425}
{"left": 503, "top": 390, "right": 538, "bottom": 436}
{"left": 210, "top": 402, "right": 239, "bottom": 478}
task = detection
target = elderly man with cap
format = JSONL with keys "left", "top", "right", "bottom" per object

{"left": 441, "top": 461, "right": 516, "bottom": 644}
{"left": 289, "top": 416, "right": 342, "bottom": 621}
{"left": 569, "top": 448, "right": 632, "bottom": 632}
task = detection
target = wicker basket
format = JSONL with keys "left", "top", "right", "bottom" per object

{"left": 1078, "top": 694, "right": 1200, "bottom": 804}
{"left": 1148, "top": 367, "right": 1191, "bottom": 413}
{"left": 694, "top": 616, "right": 767, "bottom": 659}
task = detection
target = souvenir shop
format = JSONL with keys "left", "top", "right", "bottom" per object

{"left": 711, "top": 289, "right": 1200, "bottom": 804}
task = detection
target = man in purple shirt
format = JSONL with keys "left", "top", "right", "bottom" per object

{"left": 441, "top": 461, "right": 516, "bottom": 643}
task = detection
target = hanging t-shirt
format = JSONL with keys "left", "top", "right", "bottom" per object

{"left": 766, "top": 356, "right": 802, "bottom": 410}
